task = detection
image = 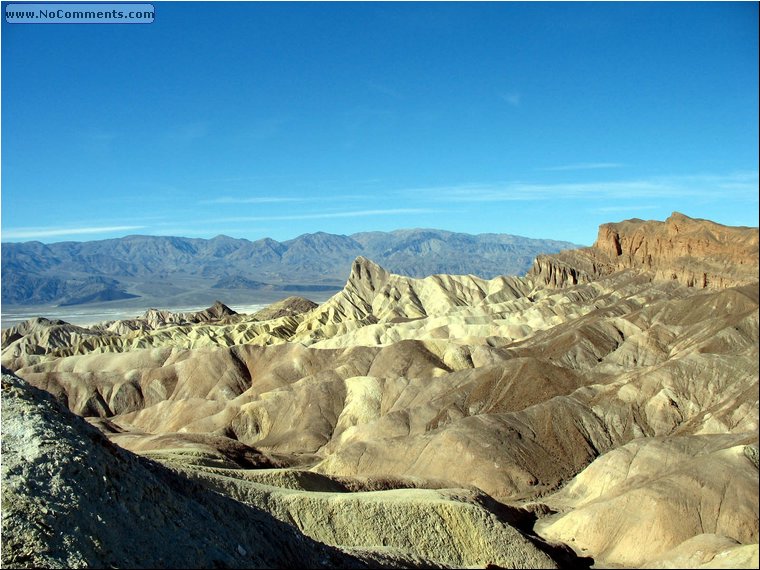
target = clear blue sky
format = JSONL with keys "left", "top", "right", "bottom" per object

{"left": 2, "top": 1, "right": 758, "bottom": 246}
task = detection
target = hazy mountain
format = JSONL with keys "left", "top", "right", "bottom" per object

{"left": 1, "top": 229, "right": 580, "bottom": 306}
{"left": 1, "top": 272, "right": 138, "bottom": 306}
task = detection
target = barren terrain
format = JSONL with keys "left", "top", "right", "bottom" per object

{"left": 1, "top": 212, "right": 758, "bottom": 569}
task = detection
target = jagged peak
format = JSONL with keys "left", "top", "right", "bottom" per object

{"left": 350, "top": 256, "right": 389, "bottom": 281}
{"left": 664, "top": 211, "right": 737, "bottom": 227}
{"left": 353, "top": 255, "right": 383, "bottom": 268}
{"left": 338, "top": 256, "right": 392, "bottom": 303}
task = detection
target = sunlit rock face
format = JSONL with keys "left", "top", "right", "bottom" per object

{"left": 530, "top": 212, "right": 759, "bottom": 289}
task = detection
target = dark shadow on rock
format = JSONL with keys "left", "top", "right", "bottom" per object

{"left": 471, "top": 492, "right": 594, "bottom": 570}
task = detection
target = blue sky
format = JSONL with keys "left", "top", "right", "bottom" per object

{"left": 2, "top": 1, "right": 758, "bottom": 246}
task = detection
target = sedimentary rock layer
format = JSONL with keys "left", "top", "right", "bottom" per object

{"left": 530, "top": 212, "right": 759, "bottom": 289}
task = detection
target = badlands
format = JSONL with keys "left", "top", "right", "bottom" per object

{"left": 1, "top": 212, "right": 758, "bottom": 568}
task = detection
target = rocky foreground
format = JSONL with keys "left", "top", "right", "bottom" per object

{"left": 1, "top": 212, "right": 758, "bottom": 568}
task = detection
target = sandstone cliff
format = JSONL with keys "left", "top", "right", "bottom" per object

{"left": 530, "top": 212, "right": 759, "bottom": 289}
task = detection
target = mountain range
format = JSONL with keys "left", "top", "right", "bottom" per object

{"left": 1, "top": 229, "right": 580, "bottom": 307}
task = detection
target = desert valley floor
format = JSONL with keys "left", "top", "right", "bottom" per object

{"left": 1, "top": 212, "right": 758, "bottom": 569}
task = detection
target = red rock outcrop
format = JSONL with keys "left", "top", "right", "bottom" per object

{"left": 530, "top": 212, "right": 759, "bottom": 289}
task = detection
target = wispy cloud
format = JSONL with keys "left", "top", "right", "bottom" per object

{"left": 199, "top": 196, "right": 307, "bottom": 205}
{"left": 143, "top": 226, "right": 269, "bottom": 238}
{"left": 80, "top": 128, "right": 118, "bottom": 143}
{"left": 2, "top": 225, "right": 146, "bottom": 240}
{"left": 212, "top": 208, "right": 439, "bottom": 224}
{"left": 541, "top": 162, "right": 626, "bottom": 171}
{"left": 594, "top": 205, "right": 659, "bottom": 213}
{"left": 342, "top": 106, "right": 398, "bottom": 149}
{"left": 78, "top": 128, "right": 119, "bottom": 152}
{"left": 166, "top": 121, "right": 210, "bottom": 143}
{"left": 198, "top": 193, "right": 375, "bottom": 206}
{"left": 400, "top": 172, "right": 759, "bottom": 203}
{"left": 366, "top": 80, "right": 403, "bottom": 100}
{"left": 245, "top": 117, "right": 289, "bottom": 140}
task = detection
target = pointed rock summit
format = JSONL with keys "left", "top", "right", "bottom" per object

{"left": 252, "top": 296, "right": 318, "bottom": 321}
{"left": 347, "top": 256, "right": 391, "bottom": 297}
{"left": 293, "top": 255, "right": 533, "bottom": 340}
{"left": 138, "top": 301, "right": 238, "bottom": 329}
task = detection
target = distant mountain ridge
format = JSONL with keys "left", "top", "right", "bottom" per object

{"left": 1, "top": 229, "right": 580, "bottom": 306}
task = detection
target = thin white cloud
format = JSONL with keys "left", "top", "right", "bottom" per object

{"left": 199, "top": 193, "right": 376, "bottom": 205}
{"left": 199, "top": 196, "right": 307, "bottom": 205}
{"left": 367, "top": 80, "right": 402, "bottom": 99}
{"left": 400, "top": 171, "right": 759, "bottom": 203}
{"left": 244, "top": 117, "right": 289, "bottom": 140}
{"left": 77, "top": 128, "right": 119, "bottom": 152}
{"left": 166, "top": 121, "right": 210, "bottom": 143}
{"left": 595, "top": 205, "right": 659, "bottom": 213}
{"left": 80, "top": 129, "right": 118, "bottom": 143}
{"left": 2, "top": 225, "right": 146, "bottom": 240}
{"left": 143, "top": 227, "right": 269, "bottom": 238}
{"left": 541, "top": 163, "right": 626, "bottom": 171}
{"left": 213, "top": 208, "right": 439, "bottom": 224}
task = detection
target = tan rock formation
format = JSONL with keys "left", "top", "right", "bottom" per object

{"left": 536, "top": 435, "right": 759, "bottom": 567}
{"left": 2, "top": 370, "right": 564, "bottom": 569}
{"left": 292, "top": 256, "right": 536, "bottom": 344}
{"left": 0, "top": 371, "right": 365, "bottom": 569}
{"left": 169, "top": 464, "right": 563, "bottom": 569}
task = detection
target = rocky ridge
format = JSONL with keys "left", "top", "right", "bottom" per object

{"left": 530, "top": 212, "right": 759, "bottom": 289}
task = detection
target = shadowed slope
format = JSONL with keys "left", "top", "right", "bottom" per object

{"left": 0, "top": 370, "right": 365, "bottom": 569}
